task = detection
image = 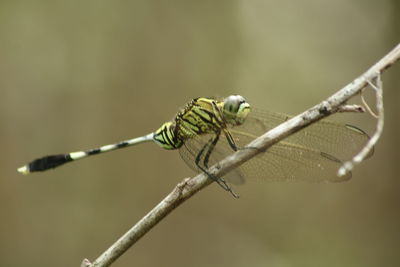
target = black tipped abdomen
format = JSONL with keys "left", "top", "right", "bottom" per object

{"left": 28, "top": 154, "right": 73, "bottom": 172}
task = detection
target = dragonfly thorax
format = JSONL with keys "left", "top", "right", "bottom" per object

{"left": 152, "top": 95, "right": 251, "bottom": 151}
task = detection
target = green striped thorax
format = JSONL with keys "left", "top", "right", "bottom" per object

{"left": 153, "top": 95, "right": 251, "bottom": 150}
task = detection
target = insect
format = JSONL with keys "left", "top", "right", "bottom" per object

{"left": 17, "top": 95, "right": 371, "bottom": 197}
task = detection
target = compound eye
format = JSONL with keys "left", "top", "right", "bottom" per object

{"left": 224, "top": 95, "right": 246, "bottom": 114}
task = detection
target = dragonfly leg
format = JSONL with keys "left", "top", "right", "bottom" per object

{"left": 203, "top": 131, "right": 220, "bottom": 168}
{"left": 222, "top": 129, "right": 239, "bottom": 151}
{"left": 195, "top": 132, "right": 239, "bottom": 198}
{"left": 222, "top": 128, "right": 258, "bottom": 152}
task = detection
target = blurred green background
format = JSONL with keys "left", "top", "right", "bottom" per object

{"left": 1, "top": 1, "right": 399, "bottom": 266}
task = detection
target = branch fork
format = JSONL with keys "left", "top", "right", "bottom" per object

{"left": 338, "top": 72, "right": 384, "bottom": 177}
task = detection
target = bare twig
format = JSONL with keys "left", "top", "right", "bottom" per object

{"left": 338, "top": 73, "right": 385, "bottom": 177}
{"left": 361, "top": 89, "right": 379, "bottom": 118}
{"left": 337, "top": 104, "right": 366, "bottom": 113}
{"left": 86, "top": 43, "right": 400, "bottom": 267}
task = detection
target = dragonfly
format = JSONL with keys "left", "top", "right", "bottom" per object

{"left": 17, "top": 95, "right": 372, "bottom": 198}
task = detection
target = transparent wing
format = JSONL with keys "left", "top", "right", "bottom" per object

{"left": 179, "top": 109, "right": 371, "bottom": 184}
{"left": 230, "top": 130, "right": 352, "bottom": 182}
{"left": 237, "top": 108, "right": 373, "bottom": 161}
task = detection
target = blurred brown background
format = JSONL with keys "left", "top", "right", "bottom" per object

{"left": 1, "top": 1, "right": 399, "bottom": 266}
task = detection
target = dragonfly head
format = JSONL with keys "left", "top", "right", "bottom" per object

{"left": 222, "top": 95, "right": 251, "bottom": 125}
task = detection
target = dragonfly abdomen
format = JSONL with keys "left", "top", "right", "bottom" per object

{"left": 153, "top": 122, "right": 183, "bottom": 150}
